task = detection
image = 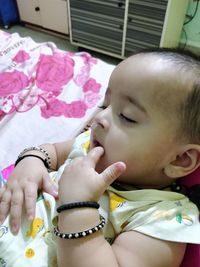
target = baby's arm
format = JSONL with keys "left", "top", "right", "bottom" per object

{"left": 58, "top": 214, "right": 186, "bottom": 267}
{"left": 57, "top": 147, "right": 186, "bottom": 267}
{"left": 0, "top": 139, "right": 74, "bottom": 233}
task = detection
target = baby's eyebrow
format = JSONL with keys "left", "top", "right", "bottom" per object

{"left": 127, "top": 95, "right": 146, "bottom": 113}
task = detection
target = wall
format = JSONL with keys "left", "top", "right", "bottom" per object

{"left": 180, "top": 0, "right": 200, "bottom": 53}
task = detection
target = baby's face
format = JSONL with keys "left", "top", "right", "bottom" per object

{"left": 91, "top": 54, "right": 186, "bottom": 187}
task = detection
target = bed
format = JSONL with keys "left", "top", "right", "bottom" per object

{"left": 0, "top": 29, "right": 199, "bottom": 267}
{"left": 0, "top": 29, "right": 115, "bottom": 168}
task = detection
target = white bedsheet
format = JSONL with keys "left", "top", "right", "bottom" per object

{"left": 0, "top": 30, "right": 115, "bottom": 167}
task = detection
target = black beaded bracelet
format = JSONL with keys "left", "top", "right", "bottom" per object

{"left": 15, "top": 154, "right": 50, "bottom": 169}
{"left": 54, "top": 215, "right": 106, "bottom": 239}
{"left": 56, "top": 201, "right": 100, "bottom": 213}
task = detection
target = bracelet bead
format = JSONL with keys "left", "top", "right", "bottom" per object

{"left": 57, "top": 201, "right": 100, "bottom": 213}
{"left": 54, "top": 215, "right": 105, "bottom": 239}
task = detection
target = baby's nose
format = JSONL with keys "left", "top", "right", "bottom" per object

{"left": 94, "top": 109, "right": 110, "bottom": 129}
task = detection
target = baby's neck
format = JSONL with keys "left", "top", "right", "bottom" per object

{"left": 112, "top": 181, "right": 181, "bottom": 193}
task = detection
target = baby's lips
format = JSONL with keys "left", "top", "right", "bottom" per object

{"left": 91, "top": 138, "right": 103, "bottom": 149}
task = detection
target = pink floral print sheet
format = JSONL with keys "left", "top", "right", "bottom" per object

{"left": 0, "top": 30, "right": 115, "bottom": 167}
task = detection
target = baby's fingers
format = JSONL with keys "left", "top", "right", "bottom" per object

{"left": 101, "top": 162, "right": 126, "bottom": 187}
{"left": 0, "top": 189, "right": 11, "bottom": 225}
{"left": 10, "top": 190, "right": 23, "bottom": 233}
{"left": 0, "top": 185, "right": 6, "bottom": 200}
{"left": 24, "top": 183, "right": 38, "bottom": 221}
{"left": 87, "top": 146, "right": 104, "bottom": 166}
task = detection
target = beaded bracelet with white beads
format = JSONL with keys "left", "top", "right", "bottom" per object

{"left": 17, "top": 146, "right": 51, "bottom": 170}
{"left": 54, "top": 215, "right": 106, "bottom": 239}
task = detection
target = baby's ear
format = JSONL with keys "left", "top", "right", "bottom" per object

{"left": 164, "top": 144, "right": 200, "bottom": 179}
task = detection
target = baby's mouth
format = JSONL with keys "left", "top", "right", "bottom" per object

{"left": 93, "top": 139, "right": 102, "bottom": 148}
{"left": 91, "top": 131, "right": 104, "bottom": 150}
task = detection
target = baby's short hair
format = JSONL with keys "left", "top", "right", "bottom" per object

{"left": 136, "top": 48, "right": 200, "bottom": 144}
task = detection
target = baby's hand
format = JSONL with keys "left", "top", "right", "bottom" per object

{"left": 0, "top": 157, "right": 58, "bottom": 233}
{"left": 58, "top": 147, "right": 126, "bottom": 204}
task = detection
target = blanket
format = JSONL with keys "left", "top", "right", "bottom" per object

{"left": 0, "top": 30, "right": 115, "bottom": 167}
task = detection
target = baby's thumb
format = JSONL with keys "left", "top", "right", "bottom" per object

{"left": 101, "top": 162, "right": 126, "bottom": 187}
{"left": 42, "top": 174, "right": 58, "bottom": 198}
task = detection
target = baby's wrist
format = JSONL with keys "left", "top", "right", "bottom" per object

{"left": 15, "top": 147, "right": 51, "bottom": 171}
{"left": 58, "top": 191, "right": 99, "bottom": 204}
{"left": 15, "top": 144, "right": 58, "bottom": 171}
{"left": 58, "top": 208, "right": 100, "bottom": 233}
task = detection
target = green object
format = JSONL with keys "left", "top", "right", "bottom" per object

{"left": 180, "top": 0, "right": 200, "bottom": 49}
{"left": 176, "top": 212, "right": 182, "bottom": 224}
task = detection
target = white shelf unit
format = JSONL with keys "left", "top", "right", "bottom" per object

{"left": 16, "top": 0, "right": 69, "bottom": 35}
{"left": 68, "top": 0, "right": 189, "bottom": 59}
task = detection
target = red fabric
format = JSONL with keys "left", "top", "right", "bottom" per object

{"left": 180, "top": 166, "right": 200, "bottom": 187}
{"left": 180, "top": 244, "right": 200, "bottom": 267}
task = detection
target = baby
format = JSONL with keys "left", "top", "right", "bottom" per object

{"left": 0, "top": 48, "right": 200, "bottom": 267}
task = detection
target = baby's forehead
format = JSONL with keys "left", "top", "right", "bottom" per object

{"left": 117, "top": 53, "right": 193, "bottom": 90}
{"left": 112, "top": 53, "right": 192, "bottom": 114}
{"left": 117, "top": 53, "right": 173, "bottom": 78}
{"left": 114, "top": 53, "right": 178, "bottom": 90}
{"left": 125, "top": 53, "right": 175, "bottom": 72}
{"left": 126, "top": 52, "right": 197, "bottom": 80}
